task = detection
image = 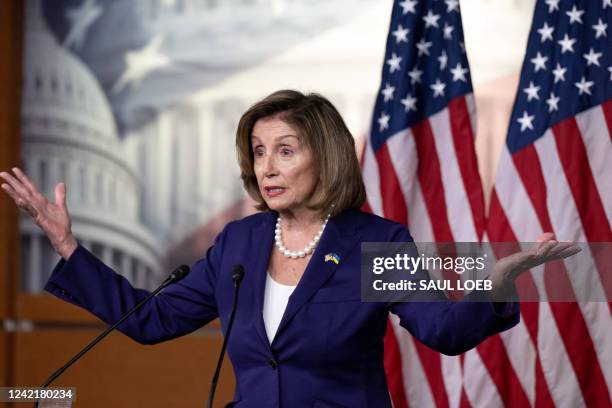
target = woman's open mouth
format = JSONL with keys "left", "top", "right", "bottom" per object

{"left": 264, "top": 186, "right": 286, "bottom": 197}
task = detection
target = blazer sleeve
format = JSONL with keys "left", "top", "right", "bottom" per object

{"left": 44, "top": 227, "right": 227, "bottom": 345}
{"left": 387, "top": 226, "right": 520, "bottom": 356}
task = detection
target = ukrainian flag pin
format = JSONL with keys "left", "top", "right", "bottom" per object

{"left": 324, "top": 253, "right": 341, "bottom": 264}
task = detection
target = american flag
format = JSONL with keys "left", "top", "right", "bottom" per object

{"left": 361, "top": 0, "right": 489, "bottom": 406}
{"left": 364, "top": 0, "right": 612, "bottom": 406}
{"left": 487, "top": 0, "right": 612, "bottom": 406}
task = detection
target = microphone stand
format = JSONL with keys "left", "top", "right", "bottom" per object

{"left": 207, "top": 265, "right": 245, "bottom": 408}
{"left": 33, "top": 265, "right": 190, "bottom": 408}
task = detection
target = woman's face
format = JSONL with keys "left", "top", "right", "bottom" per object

{"left": 251, "top": 115, "right": 319, "bottom": 215}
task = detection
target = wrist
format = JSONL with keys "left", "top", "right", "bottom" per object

{"left": 489, "top": 264, "right": 516, "bottom": 302}
{"left": 56, "top": 234, "right": 78, "bottom": 260}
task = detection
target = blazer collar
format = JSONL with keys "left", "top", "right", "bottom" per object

{"left": 249, "top": 209, "right": 359, "bottom": 348}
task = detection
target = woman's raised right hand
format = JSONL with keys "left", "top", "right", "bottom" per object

{"left": 0, "top": 167, "right": 77, "bottom": 259}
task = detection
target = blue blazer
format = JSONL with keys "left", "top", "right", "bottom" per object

{"left": 45, "top": 209, "right": 519, "bottom": 408}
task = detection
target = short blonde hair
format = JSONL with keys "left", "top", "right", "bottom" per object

{"left": 236, "top": 90, "right": 366, "bottom": 216}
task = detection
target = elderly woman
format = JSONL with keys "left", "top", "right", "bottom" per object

{"left": 1, "top": 90, "right": 578, "bottom": 408}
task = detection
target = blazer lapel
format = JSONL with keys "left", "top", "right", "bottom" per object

{"left": 273, "top": 211, "right": 359, "bottom": 341}
{"left": 249, "top": 211, "right": 276, "bottom": 348}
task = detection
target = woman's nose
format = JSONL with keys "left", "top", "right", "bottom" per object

{"left": 262, "top": 154, "right": 277, "bottom": 177}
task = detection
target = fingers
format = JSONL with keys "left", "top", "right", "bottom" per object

{"left": 0, "top": 182, "right": 25, "bottom": 207}
{"left": 0, "top": 169, "right": 48, "bottom": 220}
{"left": 0, "top": 181, "right": 42, "bottom": 223}
{"left": 0, "top": 170, "right": 32, "bottom": 200}
{"left": 537, "top": 232, "right": 555, "bottom": 242}
{"left": 548, "top": 242, "right": 582, "bottom": 259}
{"left": 12, "top": 167, "right": 38, "bottom": 195}
{"left": 54, "top": 182, "right": 67, "bottom": 210}
{"left": 556, "top": 245, "right": 582, "bottom": 259}
{"left": 1, "top": 181, "right": 40, "bottom": 220}
{"left": 535, "top": 240, "right": 557, "bottom": 257}
{"left": 548, "top": 241, "right": 573, "bottom": 254}
{"left": 533, "top": 241, "right": 582, "bottom": 265}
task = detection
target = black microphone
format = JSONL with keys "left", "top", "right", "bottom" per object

{"left": 207, "top": 264, "right": 245, "bottom": 408}
{"left": 34, "top": 264, "right": 190, "bottom": 408}
{"left": 166, "top": 265, "right": 190, "bottom": 285}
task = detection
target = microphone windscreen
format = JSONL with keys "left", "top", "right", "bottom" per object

{"left": 232, "top": 264, "right": 245, "bottom": 283}
{"left": 169, "top": 265, "right": 190, "bottom": 283}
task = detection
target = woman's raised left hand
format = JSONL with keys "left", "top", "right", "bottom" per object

{"left": 489, "top": 232, "right": 581, "bottom": 301}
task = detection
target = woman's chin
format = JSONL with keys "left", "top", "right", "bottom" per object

{"left": 264, "top": 200, "right": 286, "bottom": 212}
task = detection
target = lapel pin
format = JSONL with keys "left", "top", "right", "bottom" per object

{"left": 324, "top": 253, "right": 341, "bottom": 264}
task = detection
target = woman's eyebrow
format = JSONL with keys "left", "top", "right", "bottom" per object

{"left": 250, "top": 134, "right": 299, "bottom": 142}
{"left": 276, "top": 134, "right": 299, "bottom": 141}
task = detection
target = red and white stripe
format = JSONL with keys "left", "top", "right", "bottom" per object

{"left": 364, "top": 96, "right": 612, "bottom": 406}
{"left": 364, "top": 95, "right": 512, "bottom": 408}
{"left": 487, "top": 102, "right": 612, "bottom": 407}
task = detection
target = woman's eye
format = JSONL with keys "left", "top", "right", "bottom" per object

{"left": 254, "top": 148, "right": 264, "bottom": 157}
{"left": 280, "top": 148, "right": 293, "bottom": 156}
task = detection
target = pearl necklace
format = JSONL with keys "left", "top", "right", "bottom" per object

{"left": 274, "top": 212, "right": 331, "bottom": 259}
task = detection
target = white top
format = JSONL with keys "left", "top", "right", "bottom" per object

{"left": 263, "top": 271, "right": 297, "bottom": 344}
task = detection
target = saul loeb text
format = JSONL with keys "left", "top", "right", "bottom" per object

{"left": 372, "top": 278, "right": 492, "bottom": 292}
